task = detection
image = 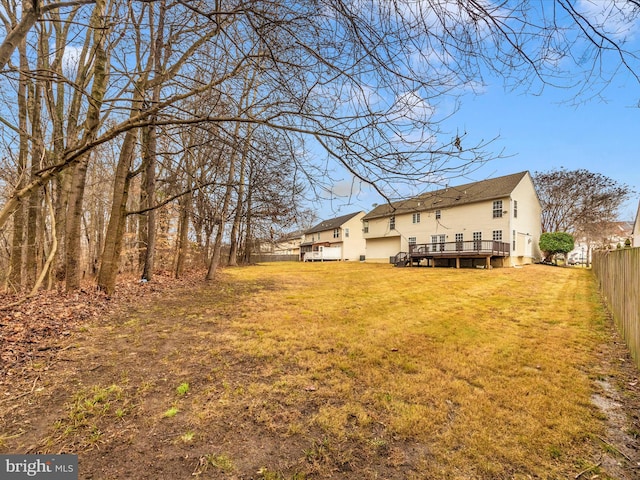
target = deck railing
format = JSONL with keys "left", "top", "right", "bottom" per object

{"left": 409, "top": 240, "right": 510, "bottom": 257}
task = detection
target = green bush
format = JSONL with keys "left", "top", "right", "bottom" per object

{"left": 539, "top": 232, "right": 575, "bottom": 264}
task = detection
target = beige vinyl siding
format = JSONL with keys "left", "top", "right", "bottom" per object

{"left": 365, "top": 237, "right": 401, "bottom": 263}
{"left": 303, "top": 211, "right": 366, "bottom": 261}
{"left": 361, "top": 171, "right": 542, "bottom": 267}
{"left": 364, "top": 216, "right": 402, "bottom": 239}
{"left": 389, "top": 199, "right": 511, "bottom": 248}
{"left": 509, "top": 173, "right": 542, "bottom": 265}
{"left": 342, "top": 213, "right": 366, "bottom": 260}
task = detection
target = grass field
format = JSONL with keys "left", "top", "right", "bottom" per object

{"left": 1, "top": 262, "right": 629, "bottom": 479}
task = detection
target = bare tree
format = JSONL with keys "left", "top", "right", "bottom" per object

{"left": 1, "top": 0, "right": 640, "bottom": 293}
{"left": 533, "top": 168, "right": 633, "bottom": 234}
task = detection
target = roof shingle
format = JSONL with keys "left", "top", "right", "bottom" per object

{"left": 304, "top": 211, "right": 363, "bottom": 234}
{"left": 363, "top": 171, "right": 530, "bottom": 220}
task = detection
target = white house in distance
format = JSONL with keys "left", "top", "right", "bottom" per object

{"left": 257, "top": 230, "right": 303, "bottom": 258}
{"left": 362, "top": 171, "right": 542, "bottom": 268}
{"left": 301, "top": 211, "right": 366, "bottom": 262}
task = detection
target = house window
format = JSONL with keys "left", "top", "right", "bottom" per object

{"left": 493, "top": 200, "right": 503, "bottom": 218}
{"left": 455, "top": 233, "right": 463, "bottom": 251}
{"left": 493, "top": 230, "right": 503, "bottom": 241}
{"left": 333, "top": 228, "right": 340, "bottom": 238}
{"left": 473, "top": 231, "right": 482, "bottom": 250}
{"left": 408, "top": 237, "right": 416, "bottom": 246}
{"left": 412, "top": 213, "right": 421, "bottom": 224}
{"left": 363, "top": 221, "right": 369, "bottom": 234}
{"left": 513, "top": 229, "right": 516, "bottom": 251}
{"left": 389, "top": 215, "right": 395, "bottom": 230}
{"left": 431, "top": 234, "right": 445, "bottom": 252}
{"left": 435, "top": 209, "right": 441, "bottom": 219}
{"left": 345, "top": 228, "right": 349, "bottom": 238}
{"left": 317, "top": 233, "right": 321, "bottom": 240}
{"left": 513, "top": 200, "right": 518, "bottom": 218}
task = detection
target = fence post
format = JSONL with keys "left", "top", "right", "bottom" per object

{"left": 592, "top": 248, "right": 640, "bottom": 370}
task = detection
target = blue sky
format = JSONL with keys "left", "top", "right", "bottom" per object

{"left": 315, "top": 79, "right": 640, "bottom": 222}
{"left": 313, "top": 3, "right": 640, "bottom": 224}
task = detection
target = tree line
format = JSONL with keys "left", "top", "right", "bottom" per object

{"left": 0, "top": 1, "right": 638, "bottom": 295}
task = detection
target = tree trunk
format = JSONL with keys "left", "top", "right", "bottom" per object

{"left": 139, "top": 123, "right": 157, "bottom": 281}
{"left": 65, "top": 0, "right": 109, "bottom": 290}
{"left": 242, "top": 169, "right": 254, "bottom": 265}
{"left": 8, "top": 38, "right": 30, "bottom": 291}
{"left": 228, "top": 130, "right": 252, "bottom": 267}
{"left": 48, "top": 9, "right": 75, "bottom": 284}
{"left": 174, "top": 190, "right": 192, "bottom": 278}
{"left": 205, "top": 146, "right": 239, "bottom": 280}
{"left": 97, "top": 128, "right": 138, "bottom": 294}
{"left": 25, "top": 69, "right": 45, "bottom": 290}
{"left": 138, "top": 0, "right": 166, "bottom": 282}
{"left": 65, "top": 155, "right": 90, "bottom": 290}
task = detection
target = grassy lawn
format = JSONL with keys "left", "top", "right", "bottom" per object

{"left": 1, "top": 262, "right": 620, "bottom": 478}
{"left": 212, "top": 263, "right": 607, "bottom": 478}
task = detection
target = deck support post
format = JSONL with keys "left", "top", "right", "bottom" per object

{"left": 456, "top": 257, "right": 460, "bottom": 269}
{"left": 485, "top": 256, "right": 490, "bottom": 269}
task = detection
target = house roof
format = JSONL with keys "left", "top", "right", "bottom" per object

{"left": 304, "top": 211, "right": 363, "bottom": 235}
{"left": 274, "top": 230, "right": 304, "bottom": 243}
{"left": 602, "top": 221, "right": 633, "bottom": 237}
{"left": 362, "top": 171, "right": 530, "bottom": 220}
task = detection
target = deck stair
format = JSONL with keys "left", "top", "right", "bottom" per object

{"left": 391, "top": 252, "right": 410, "bottom": 267}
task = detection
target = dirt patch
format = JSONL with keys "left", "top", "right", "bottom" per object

{"left": 588, "top": 318, "right": 640, "bottom": 479}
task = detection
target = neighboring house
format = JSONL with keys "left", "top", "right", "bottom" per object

{"left": 362, "top": 171, "right": 542, "bottom": 268}
{"left": 301, "top": 211, "right": 366, "bottom": 261}
{"left": 567, "top": 220, "right": 633, "bottom": 266}
{"left": 633, "top": 199, "right": 640, "bottom": 247}
{"left": 272, "top": 230, "right": 303, "bottom": 256}
{"left": 257, "top": 230, "right": 303, "bottom": 256}
{"left": 595, "top": 221, "right": 633, "bottom": 249}
{"left": 252, "top": 230, "right": 303, "bottom": 262}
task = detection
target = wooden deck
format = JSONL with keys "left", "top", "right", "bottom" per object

{"left": 393, "top": 240, "right": 510, "bottom": 268}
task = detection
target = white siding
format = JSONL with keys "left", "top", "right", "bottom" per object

{"left": 363, "top": 172, "right": 542, "bottom": 266}
{"left": 365, "top": 237, "right": 401, "bottom": 263}
{"left": 342, "top": 213, "right": 367, "bottom": 260}
{"left": 304, "top": 212, "right": 367, "bottom": 261}
{"left": 509, "top": 173, "right": 542, "bottom": 265}
{"left": 383, "top": 199, "right": 511, "bottom": 248}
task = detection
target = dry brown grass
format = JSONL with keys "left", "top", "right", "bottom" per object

{"left": 2, "top": 262, "right": 627, "bottom": 479}
{"left": 206, "top": 263, "right": 608, "bottom": 478}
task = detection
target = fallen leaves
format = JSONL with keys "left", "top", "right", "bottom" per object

{"left": 0, "top": 289, "right": 111, "bottom": 386}
{"left": 0, "top": 269, "right": 205, "bottom": 388}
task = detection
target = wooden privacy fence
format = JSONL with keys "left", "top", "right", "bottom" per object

{"left": 592, "top": 248, "right": 640, "bottom": 370}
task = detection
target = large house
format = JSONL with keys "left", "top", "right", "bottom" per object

{"left": 301, "top": 211, "right": 366, "bottom": 261}
{"left": 362, "top": 171, "right": 542, "bottom": 267}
